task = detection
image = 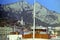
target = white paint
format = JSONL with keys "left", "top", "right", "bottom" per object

{"left": 7, "top": 35, "right": 22, "bottom": 40}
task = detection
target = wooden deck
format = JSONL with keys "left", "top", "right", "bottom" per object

{"left": 22, "top": 33, "right": 50, "bottom": 39}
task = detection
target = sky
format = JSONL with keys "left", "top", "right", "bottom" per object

{"left": 0, "top": 0, "right": 60, "bottom": 13}
{"left": 37, "top": 0, "right": 60, "bottom": 13}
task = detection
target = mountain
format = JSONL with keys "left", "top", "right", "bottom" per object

{"left": 0, "top": 1, "right": 60, "bottom": 27}
{"left": 35, "top": 3, "right": 60, "bottom": 27}
{"left": 0, "top": 1, "right": 33, "bottom": 25}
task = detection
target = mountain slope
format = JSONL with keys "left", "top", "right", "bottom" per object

{"left": 0, "top": 2, "right": 60, "bottom": 27}
{"left": 35, "top": 3, "right": 60, "bottom": 26}
{"left": 0, "top": 1, "right": 33, "bottom": 25}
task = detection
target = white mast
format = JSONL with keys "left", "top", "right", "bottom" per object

{"left": 33, "top": 0, "right": 35, "bottom": 40}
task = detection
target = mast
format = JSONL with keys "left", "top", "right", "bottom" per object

{"left": 33, "top": 0, "right": 35, "bottom": 40}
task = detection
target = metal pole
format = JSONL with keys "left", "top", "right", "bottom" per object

{"left": 33, "top": 0, "right": 35, "bottom": 40}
